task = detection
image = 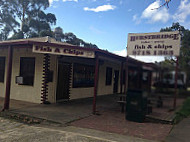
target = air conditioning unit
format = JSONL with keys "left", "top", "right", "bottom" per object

{"left": 15, "top": 76, "right": 24, "bottom": 85}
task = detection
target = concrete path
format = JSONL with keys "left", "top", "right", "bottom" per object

{"left": 166, "top": 117, "right": 190, "bottom": 142}
{"left": 0, "top": 117, "right": 155, "bottom": 142}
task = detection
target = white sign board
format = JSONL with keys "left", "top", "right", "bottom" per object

{"left": 33, "top": 45, "right": 95, "bottom": 58}
{"left": 127, "top": 31, "right": 180, "bottom": 56}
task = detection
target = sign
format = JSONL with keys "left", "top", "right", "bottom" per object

{"left": 33, "top": 45, "right": 95, "bottom": 58}
{"left": 127, "top": 31, "right": 181, "bottom": 56}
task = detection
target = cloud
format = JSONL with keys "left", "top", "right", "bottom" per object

{"left": 128, "top": 9, "right": 132, "bottom": 12}
{"left": 84, "top": 4, "right": 116, "bottom": 12}
{"left": 173, "top": 0, "right": 190, "bottom": 23}
{"left": 113, "top": 49, "right": 127, "bottom": 57}
{"left": 141, "top": 0, "right": 170, "bottom": 23}
{"left": 49, "top": 0, "right": 59, "bottom": 6}
{"left": 62, "top": 0, "right": 78, "bottom": 2}
{"left": 133, "top": 14, "right": 141, "bottom": 24}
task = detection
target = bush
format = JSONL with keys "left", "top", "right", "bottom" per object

{"left": 174, "top": 97, "right": 190, "bottom": 124}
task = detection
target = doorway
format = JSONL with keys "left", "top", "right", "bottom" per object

{"left": 113, "top": 70, "right": 119, "bottom": 93}
{"left": 56, "top": 62, "right": 71, "bottom": 101}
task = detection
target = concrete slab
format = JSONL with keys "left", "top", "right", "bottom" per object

{"left": 1, "top": 116, "right": 157, "bottom": 142}
{"left": 166, "top": 117, "right": 190, "bottom": 142}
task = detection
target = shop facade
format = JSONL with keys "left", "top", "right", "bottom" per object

{"left": 0, "top": 37, "right": 154, "bottom": 110}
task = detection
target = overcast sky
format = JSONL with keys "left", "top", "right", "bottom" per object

{"left": 46, "top": 0, "right": 190, "bottom": 62}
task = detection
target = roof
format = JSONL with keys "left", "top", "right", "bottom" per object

{"left": 0, "top": 36, "right": 73, "bottom": 46}
{"left": 0, "top": 37, "right": 154, "bottom": 67}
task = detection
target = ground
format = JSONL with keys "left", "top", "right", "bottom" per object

{"left": 0, "top": 94, "right": 186, "bottom": 142}
{"left": 0, "top": 116, "right": 155, "bottom": 142}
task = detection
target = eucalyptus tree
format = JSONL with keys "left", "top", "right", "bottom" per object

{"left": 160, "top": 23, "right": 190, "bottom": 85}
{"left": 0, "top": 0, "right": 56, "bottom": 40}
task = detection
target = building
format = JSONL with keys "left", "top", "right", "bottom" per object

{"left": 0, "top": 37, "right": 154, "bottom": 111}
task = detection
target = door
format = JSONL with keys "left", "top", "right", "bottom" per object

{"left": 113, "top": 70, "right": 119, "bottom": 93}
{"left": 56, "top": 62, "right": 71, "bottom": 101}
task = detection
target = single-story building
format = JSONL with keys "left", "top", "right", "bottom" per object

{"left": 0, "top": 37, "right": 154, "bottom": 112}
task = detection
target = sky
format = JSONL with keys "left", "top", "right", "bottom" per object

{"left": 46, "top": 0, "right": 190, "bottom": 62}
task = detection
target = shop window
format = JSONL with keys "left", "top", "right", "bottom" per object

{"left": 106, "top": 67, "right": 112, "bottom": 85}
{"left": 73, "top": 63, "right": 94, "bottom": 88}
{"left": 20, "top": 57, "right": 35, "bottom": 86}
{"left": 0, "top": 57, "right": 5, "bottom": 82}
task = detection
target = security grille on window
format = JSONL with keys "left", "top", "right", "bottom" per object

{"left": 106, "top": 67, "right": 112, "bottom": 85}
{"left": 73, "top": 63, "right": 95, "bottom": 88}
{"left": 0, "top": 57, "right": 5, "bottom": 83}
{"left": 20, "top": 57, "right": 35, "bottom": 86}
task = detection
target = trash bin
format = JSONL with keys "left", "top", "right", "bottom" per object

{"left": 125, "top": 90, "right": 147, "bottom": 123}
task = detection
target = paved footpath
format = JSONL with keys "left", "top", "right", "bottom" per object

{"left": 0, "top": 117, "right": 156, "bottom": 142}
{"left": 165, "top": 117, "right": 190, "bottom": 142}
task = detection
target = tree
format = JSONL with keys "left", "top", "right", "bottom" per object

{"left": 0, "top": 0, "right": 56, "bottom": 40}
{"left": 63, "top": 32, "right": 98, "bottom": 48}
{"left": 0, "top": 0, "right": 20, "bottom": 40}
{"left": 53, "top": 27, "right": 98, "bottom": 48}
{"left": 151, "top": 0, "right": 172, "bottom": 10}
{"left": 160, "top": 22, "right": 190, "bottom": 85}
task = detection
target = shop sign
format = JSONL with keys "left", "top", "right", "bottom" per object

{"left": 127, "top": 31, "right": 181, "bottom": 56}
{"left": 33, "top": 45, "right": 95, "bottom": 58}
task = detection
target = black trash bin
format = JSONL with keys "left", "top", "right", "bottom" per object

{"left": 125, "top": 90, "right": 147, "bottom": 123}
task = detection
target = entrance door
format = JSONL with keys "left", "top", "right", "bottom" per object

{"left": 56, "top": 62, "right": 71, "bottom": 101}
{"left": 113, "top": 70, "right": 119, "bottom": 93}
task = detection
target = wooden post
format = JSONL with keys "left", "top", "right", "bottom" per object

{"left": 174, "top": 57, "right": 178, "bottom": 109}
{"left": 93, "top": 54, "right": 99, "bottom": 114}
{"left": 3, "top": 46, "right": 13, "bottom": 111}
{"left": 124, "top": 56, "right": 128, "bottom": 94}
{"left": 120, "top": 62, "right": 123, "bottom": 94}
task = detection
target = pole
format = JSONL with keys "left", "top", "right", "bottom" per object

{"left": 174, "top": 56, "right": 178, "bottom": 109}
{"left": 93, "top": 54, "right": 99, "bottom": 114}
{"left": 120, "top": 62, "right": 123, "bottom": 94}
{"left": 3, "top": 46, "right": 13, "bottom": 111}
{"left": 124, "top": 56, "right": 128, "bottom": 94}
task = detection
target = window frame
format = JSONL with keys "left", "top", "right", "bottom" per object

{"left": 0, "top": 57, "right": 5, "bottom": 83}
{"left": 73, "top": 63, "right": 95, "bottom": 88}
{"left": 19, "top": 57, "right": 35, "bottom": 86}
{"left": 105, "top": 67, "right": 112, "bottom": 85}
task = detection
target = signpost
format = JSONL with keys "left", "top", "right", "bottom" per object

{"left": 127, "top": 31, "right": 181, "bottom": 109}
{"left": 127, "top": 31, "right": 180, "bottom": 56}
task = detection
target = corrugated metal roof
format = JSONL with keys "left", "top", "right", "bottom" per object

{"left": 0, "top": 36, "right": 73, "bottom": 46}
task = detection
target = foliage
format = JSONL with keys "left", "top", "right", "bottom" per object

{"left": 0, "top": 1, "right": 98, "bottom": 48}
{"left": 174, "top": 97, "right": 190, "bottom": 124}
{"left": 0, "top": 0, "right": 56, "bottom": 40}
{"left": 160, "top": 22, "right": 190, "bottom": 86}
{"left": 53, "top": 27, "right": 98, "bottom": 48}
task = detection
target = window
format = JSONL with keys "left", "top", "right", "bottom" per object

{"left": 20, "top": 57, "right": 35, "bottom": 86}
{"left": 0, "top": 57, "right": 5, "bottom": 82}
{"left": 106, "top": 67, "right": 112, "bottom": 85}
{"left": 73, "top": 63, "right": 94, "bottom": 88}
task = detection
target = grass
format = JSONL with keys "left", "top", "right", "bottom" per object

{"left": 174, "top": 97, "right": 190, "bottom": 124}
